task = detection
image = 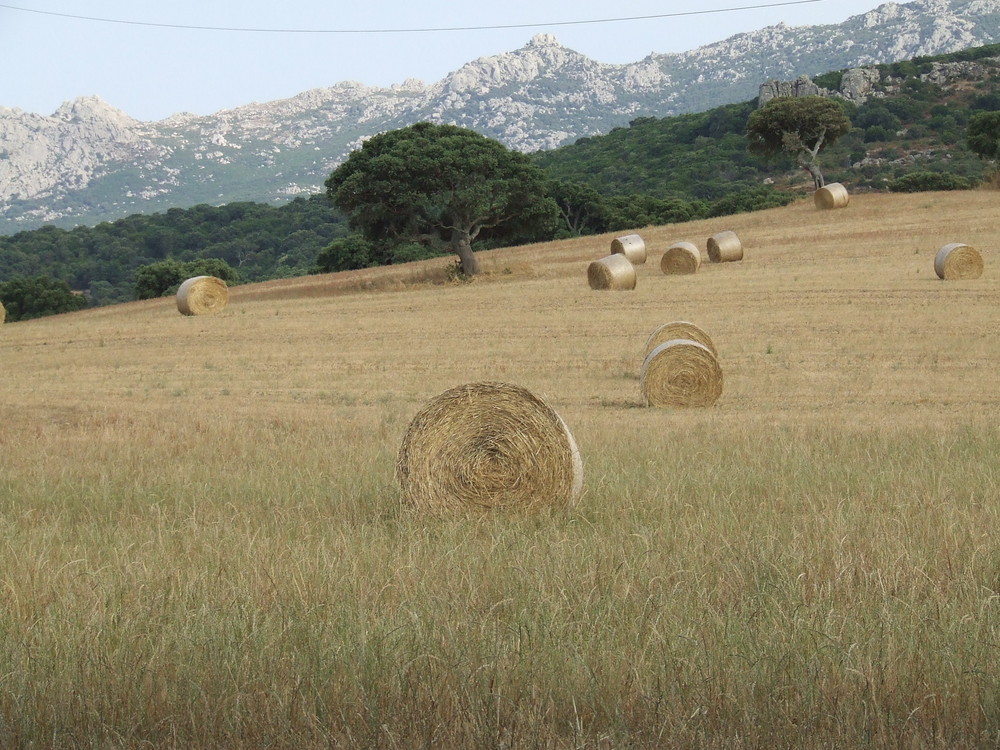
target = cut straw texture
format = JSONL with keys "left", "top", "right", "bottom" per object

{"left": 934, "top": 243, "right": 983, "bottom": 280}
{"left": 643, "top": 321, "right": 717, "bottom": 360}
{"left": 707, "top": 231, "right": 743, "bottom": 263}
{"left": 396, "top": 382, "right": 584, "bottom": 513}
{"left": 588, "top": 254, "right": 637, "bottom": 290}
{"left": 814, "top": 182, "right": 850, "bottom": 209}
{"left": 660, "top": 241, "right": 702, "bottom": 275}
{"left": 610, "top": 233, "right": 647, "bottom": 264}
{"left": 176, "top": 276, "right": 230, "bottom": 316}
{"left": 640, "top": 339, "right": 723, "bottom": 408}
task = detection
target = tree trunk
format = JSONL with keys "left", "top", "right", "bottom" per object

{"left": 801, "top": 161, "right": 825, "bottom": 190}
{"left": 451, "top": 230, "right": 481, "bottom": 276}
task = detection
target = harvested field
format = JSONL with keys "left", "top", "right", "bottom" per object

{"left": 1, "top": 190, "right": 998, "bottom": 749}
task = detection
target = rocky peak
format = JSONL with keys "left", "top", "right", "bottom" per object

{"left": 527, "top": 33, "right": 559, "bottom": 48}
{"left": 53, "top": 95, "right": 135, "bottom": 123}
{"left": 437, "top": 34, "right": 596, "bottom": 93}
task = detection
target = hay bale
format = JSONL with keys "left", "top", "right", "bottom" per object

{"left": 396, "top": 381, "right": 584, "bottom": 513}
{"left": 611, "top": 234, "right": 647, "bottom": 264}
{"left": 588, "top": 254, "right": 637, "bottom": 290}
{"left": 934, "top": 243, "right": 983, "bottom": 280}
{"left": 640, "top": 339, "right": 723, "bottom": 408}
{"left": 707, "top": 231, "right": 743, "bottom": 263}
{"left": 176, "top": 276, "right": 229, "bottom": 316}
{"left": 814, "top": 182, "right": 850, "bottom": 209}
{"left": 660, "top": 241, "right": 701, "bottom": 275}
{"left": 0, "top": 301, "right": 5, "bottom": 326}
{"left": 643, "top": 321, "right": 717, "bottom": 360}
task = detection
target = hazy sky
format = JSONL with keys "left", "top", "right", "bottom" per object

{"left": 3, "top": 0, "right": 893, "bottom": 121}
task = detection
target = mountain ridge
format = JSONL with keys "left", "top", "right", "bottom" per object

{"left": 2, "top": 0, "right": 999, "bottom": 233}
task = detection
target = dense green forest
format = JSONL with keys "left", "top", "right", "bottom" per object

{"left": 1, "top": 44, "right": 997, "bottom": 318}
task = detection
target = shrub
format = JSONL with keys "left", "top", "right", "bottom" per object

{"left": 707, "top": 186, "right": 794, "bottom": 217}
{"left": 888, "top": 172, "right": 973, "bottom": 192}
{"left": 134, "top": 258, "right": 239, "bottom": 299}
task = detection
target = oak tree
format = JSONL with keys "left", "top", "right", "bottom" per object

{"left": 746, "top": 96, "right": 851, "bottom": 190}
{"left": 326, "top": 123, "right": 557, "bottom": 276}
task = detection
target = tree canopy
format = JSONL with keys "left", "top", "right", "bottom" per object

{"left": 746, "top": 96, "right": 852, "bottom": 189}
{"left": 967, "top": 110, "right": 1000, "bottom": 160}
{"left": 325, "top": 122, "right": 558, "bottom": 275}
{"left": 0, "top": 276, "right": 88, "bottom": 322}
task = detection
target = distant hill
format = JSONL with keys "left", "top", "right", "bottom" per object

{"left": 2, "top": 0, "right": 999, "bottom": 233}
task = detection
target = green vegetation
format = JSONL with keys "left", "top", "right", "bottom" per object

{"left": 0, "top": 275, "right": 87, "bottom": 321}
{"left": 746, "top": 96, "right": 852, "bottom": 189}
{"left": 133, "top": 258, "right": 240, "bottom": 299}
{"left": 967, "top": 110, "right": 1000, "bottom": 159}
{"left": 326, "top": 122, "right": 558, "bottom": 276}
{"left": 0, "top": 195, "right": 346, "bottom": 309}
{"left": 887, "top": 171, "right": 973, "bottom": 192}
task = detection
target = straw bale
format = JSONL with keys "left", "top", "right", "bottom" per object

{"left": 707, "top": 231, "right": 743, "bottom": 263}
{"left": 660, "top": 241, "right": 701, "bottom": 275}
{"left": 610, "top": 233, "right": 647, "bottom": 264}
{"left": 814, "top": 182, "right": 850, "bottom": 209}
{"left": 396, "top": 382, "right": 584, "bottom": 513}
{"left": 176, "top": 276, "right": 230, "bottom": 316}
{"left": 588, "top": 254, "right": 637, "bottom": 290}
{"left": 643, "top": 321, "right": 717, "bottom": 360}
{"left": 934, "top": 243, "right": 983, "bottom": 280}
{"left": 640, "top": 339, "right": 723, "bottom": 408}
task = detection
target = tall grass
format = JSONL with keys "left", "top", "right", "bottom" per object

{"left": 2, "top": 191, "right": 1000, "bottom": 747}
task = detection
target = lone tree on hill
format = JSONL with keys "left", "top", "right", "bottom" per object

{"left": 746, "top": 96, "right": 851, "bottom": 190}
{"left": 325, "top": 122, "right": 557, "bottom": 276}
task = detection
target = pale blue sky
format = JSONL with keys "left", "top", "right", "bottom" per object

{"left": 3, "top": 0, "right": 891, "bottom": 121}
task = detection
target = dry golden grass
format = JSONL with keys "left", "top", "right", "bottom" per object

{"left": 6, "top": 191, "right": 995, "bottom": 427}
{"left": 1, "top": 190, "right": 999, "bottom": 748}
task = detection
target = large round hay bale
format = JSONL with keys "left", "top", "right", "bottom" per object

{"left": 176, "top": 276, "right": 229, "bottom": 316}
{"left": 640, "top": 339, "right": 723, "bottom": 408}
{"left": 814, "top": 182, "right": 850, "bottom": 209}
{"left": 660, "top": 241, "right": 701, "bottom": 275}
{"left": 588, "top": 254, "right": 637, "bottom": 290}
{"left": 396, "top": 382, "right": 584, "bottom": 513}
{"left": 707, "top": 231, "right": 743, "bottom": 263}
{"left": 610, "top": 234, "right": 647, "bottom": 264}
{"left": 0, "top": 301, "right": 5, "bottom": 326}
{"left": 934, "top": 243, "right": 983, "bottom": 280}
{"left": 643, "top": 321, "right": 717, "bottom": 360}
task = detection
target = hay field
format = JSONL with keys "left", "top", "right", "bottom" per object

{"left": 1, "top": 190, "right": 999, "bottom": 748}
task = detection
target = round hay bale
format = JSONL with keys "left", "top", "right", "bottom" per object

{"left": 640, "top": 339, "right": 723, "bottom": 408}
{"left": 176, "top": 276, "right": 229, "bottom": 316}
{"left": 814, "top": 182, "right": 850, "bottom": 209}
{"left": 396, "top": 382, "right": 584, "bottom": 513}
{"left": 643, "top": 321, "right": 717, "bottom": 360}
{"left": 707, "top": 231, "right": 743, "bottom": 263}
{"left": 0, "top": 301, "right": 5, "bottom": 326}
{"left": 934, "top": 243, "right": 983, "bottom": 280}
{"left": 588, "top": 254, "right": 637, "bottom": 290}
{"left": 660, "top": 241, "right": 701, "bottom": 275}
{"left": 610, "top": 233, "right": 647, "bottom": 264}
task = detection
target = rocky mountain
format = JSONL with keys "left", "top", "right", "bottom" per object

{"left": 2, "top": 0, "right": 998, "bottom": 233}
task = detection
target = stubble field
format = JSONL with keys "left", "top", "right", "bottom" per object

{"left": 1, "top": 190, "right": 999, "bottom": 748}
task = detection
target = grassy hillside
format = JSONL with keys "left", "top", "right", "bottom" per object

{"left": 2, "top": 191, "right": 999, "bottom": 748}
